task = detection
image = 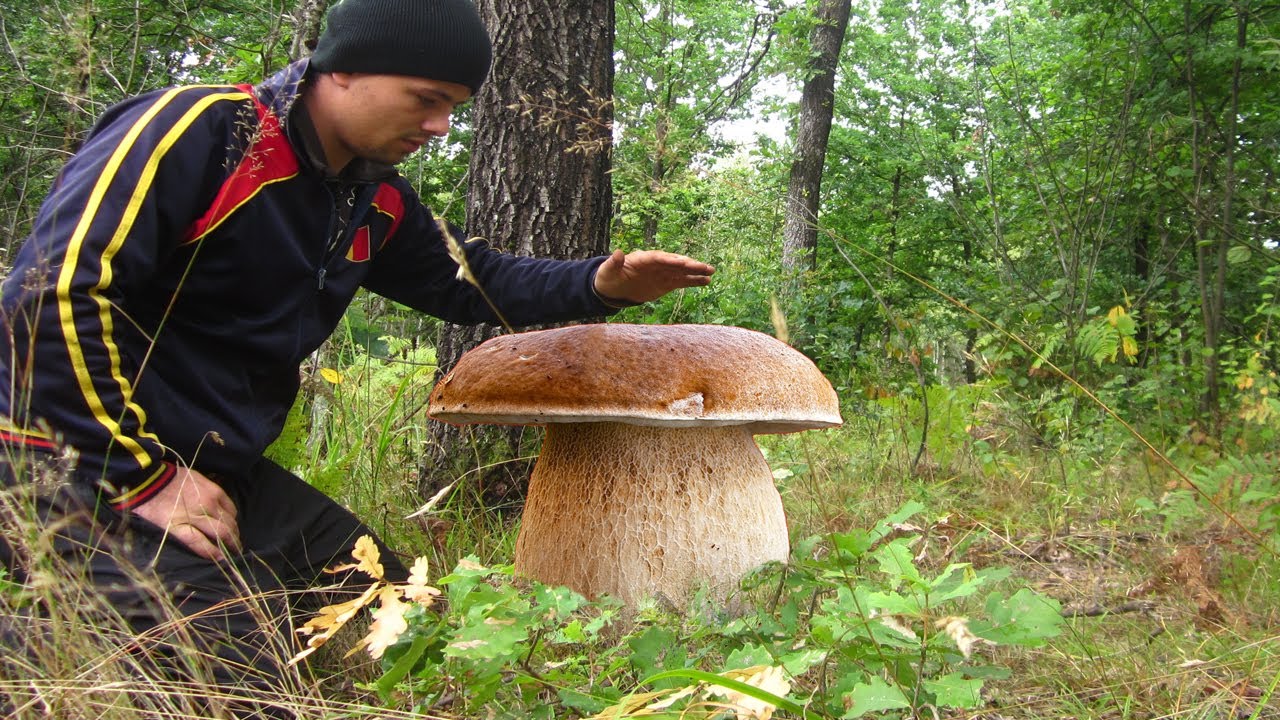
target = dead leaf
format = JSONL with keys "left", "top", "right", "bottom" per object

{"left": 877, "top": 614, "right": 919, "bottom": 641}
{"left": 936, "top": 616, "right": 988, "bottom": 659}
{"left": 404, "top": 557, "right": 441, "bottom": 604}
{"left": 708, "top": 665, "right": 791, "bottom": 719}
{"left": 289, "top": 581, "right": 381, "bottom": 665}
{"left": 352, "top": 535, "right": 385, "bottom": 580}
{"left": 347, "top": 586, "right": 408, "bottom": 660}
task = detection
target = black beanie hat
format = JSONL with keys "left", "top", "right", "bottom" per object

{"left": 310, "top": 0, "right": 492, "bottom": 94}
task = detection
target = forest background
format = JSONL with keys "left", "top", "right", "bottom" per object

{"left": 1, "top": 0, "right": 1278, "bottom": 717}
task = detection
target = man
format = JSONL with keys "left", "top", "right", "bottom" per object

{"left": 0, "top": 0, "right": 713, "bottom": 713}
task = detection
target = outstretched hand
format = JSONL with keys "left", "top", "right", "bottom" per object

{"left": 592, "top": 250, "right": 715, "bottom": 306}
{"left": 132, "top": 467, "right": 241, "bottom": 562}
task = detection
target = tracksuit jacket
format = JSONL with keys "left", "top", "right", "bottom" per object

{"left": 0, "top": 60, "right": 614, "bottom": 509}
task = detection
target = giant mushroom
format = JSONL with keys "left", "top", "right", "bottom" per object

{"left": 427, "top": 323, "right": 842, "bottom": 605}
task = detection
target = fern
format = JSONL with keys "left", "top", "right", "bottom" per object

{"left": 265, "top": 393, "right": 311, "bottom": 471}
{"left": 1188, "top": 453, "right": 1280, "bottom": 532}
{"left": 1075, "top": 318, "right": 1119, "bottom": 366}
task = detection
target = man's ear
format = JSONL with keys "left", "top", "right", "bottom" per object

{"left": 328, "top": 72, "right": 356, "bottom": 89}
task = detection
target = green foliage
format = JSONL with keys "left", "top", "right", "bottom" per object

{"left": 353, "top": 507, "right": 1062, "bottom": 719}
{"left": 0, "top": 567, "right": 20, "bottom": 600}
{"left": 0, "top": 0, "right": 292, "bottom": 252}
{"left": 1136, "top": 452, "right": 1280, "bottom": 541}
{"left": 718, "top": 505, "right": 1063, "bottom": 718}
{"left": 374, "top": 559, "right": 609, "bottom": 715}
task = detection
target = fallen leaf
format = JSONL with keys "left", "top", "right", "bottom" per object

{"left": 708, "top": 665, "right": 791, "bottom": 719}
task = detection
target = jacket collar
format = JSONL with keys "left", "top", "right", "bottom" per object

{"left": 255, "top": 59, "right": 399, "bottom": 183}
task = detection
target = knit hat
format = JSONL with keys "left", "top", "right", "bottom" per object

{"left": 310, "top": 0, "right": 492, "bottom": 94}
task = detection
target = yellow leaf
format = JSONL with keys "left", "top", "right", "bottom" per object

{"left": 587, "top": 689, "right": 683, "bottom": 718}
{"left": 319, "top": 367, "right": 342, "bottom": 384}
{"left": 1121, "top": 336, "right": 1138, "bottom": 360}
{"left": 347, "top": 586, "right": 409, "bottom": 660}
{"left": 643, "top": 685, "right": 697, "bottom": 711}
{"left": 1106, "top": 305, "right": 1127, "bottom": 327}
{"left": 403, "top": 557, "right": 441, "bottom": 604}
{"left": 352, "top": 535, "right": 385, "bottom": 580}
{"left": 289, "top": 581, "right": 381, "bottom": 665}
{"left": 708, "top": 665, "right": 791, "bottom": 720}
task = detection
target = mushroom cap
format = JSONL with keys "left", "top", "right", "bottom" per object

{"left": 428, "top": 323, "right": 842, "bottom": 434}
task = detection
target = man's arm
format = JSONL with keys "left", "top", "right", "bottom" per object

{"left": 365, "top": 202, "right": 713, "bottom": 324}
{"left": 591, "top": 249, "right": 715, "bottom": 306}
{"left": 0, "top": 85, "right": 249, "bottom": 553}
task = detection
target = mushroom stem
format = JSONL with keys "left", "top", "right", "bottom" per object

{"left": 513, "top": 422, "right": 789, "bottom": 605}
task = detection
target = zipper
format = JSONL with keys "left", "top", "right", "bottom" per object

{"left": 318, "top": 181, "right": 353, "bottom": 290}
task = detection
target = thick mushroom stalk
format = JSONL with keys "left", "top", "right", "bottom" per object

{"left": 428, "top": 323, "right": 841, "bottom": 605}
{"left": 516, "top": 422, "right": 788, "bottom": 604}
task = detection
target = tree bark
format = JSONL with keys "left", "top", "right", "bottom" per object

{"left": 288, "top": 0, "right": 330, "bottom": 61}
{"left": 780, "top": 0, "right": 852, "bottom": 279}
{"left": 421, "top": 0, "right": 615, "bottom": 507}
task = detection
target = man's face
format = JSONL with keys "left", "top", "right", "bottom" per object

{"left": 326, "top": 72, "right": 472, "bottom": 166}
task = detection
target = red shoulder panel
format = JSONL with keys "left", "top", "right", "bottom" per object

{"left": 183, "top": 85, "right": 300, "bottom": 244}
{"left": 371, "top": 183, "right": 406, "bottom": 244}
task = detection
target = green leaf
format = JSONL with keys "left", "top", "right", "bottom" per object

{"left": 779, "top": 647, "right": 828, "bottom": 677}
{"left": 557, "top": 686, "right": 619, "bottom": 716}
{"left": 1227, "top": 245, "right": 1252, "bottom": 264}
{"left": 927, "top": 563, "right": 984, "bottom": 602}
{"left": 445, "top": 615, "right": 528, "bottom": 662}
{"left": 873, "top": 538, "right": 925, "bottom": 588}
{"left": 842, "top": 676, "right": 911, "bottom": 717}
{"left": 970, "top": 589, "right": 1064, "bottom": 646}
{"left": 924, "top": 672, "right": 985, "bottom": 708}
{"left": 532, "top": 582, "right": 587, "bottom": 620}
{"left": 832, "top": 528, "right": 876, "bottom": 559}
{"left": 375, "top": 635, "right": 430, "bottom": 699}
{"left": 868, "top": 501, "right": 927, "bottom": 545}
{"left": 864, "top": 589, "right": 924, "bottom": 616}
{"left": 627, "top": 626, "right": 685, "bottom": 687}
{"left": 726, "top": 643, "right": 774, "bottom": 669}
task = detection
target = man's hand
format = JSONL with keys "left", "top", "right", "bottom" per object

{"left": 593, "top": 250, "right": 715, "bottom": 306}
{"left": 131, "top": 467, "right": 241, "bottom": 562}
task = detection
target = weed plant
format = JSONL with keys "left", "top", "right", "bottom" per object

{"left": 3, "top": 328, "right": 1278, "bottom": 718}
{"left": 272, "top": 342, "right": 1279, "bottom": 718}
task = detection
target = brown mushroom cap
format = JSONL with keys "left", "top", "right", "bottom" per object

{"left": 428, "top": 323, "right": 842, "bottom": 434}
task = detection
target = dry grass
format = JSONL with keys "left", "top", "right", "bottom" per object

{"left": 772, "top": 410, "right": 1280, "bottom": 720}
{"left": 4, "top": 388, "right": 1278, "bottom": 718}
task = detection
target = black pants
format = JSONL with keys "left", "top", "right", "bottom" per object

{"left": 0, "top": 453, "right": 408, "bottom": 717}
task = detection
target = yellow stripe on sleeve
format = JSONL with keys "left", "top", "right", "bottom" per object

{"left": 55, "top": 86, "right": 251, "bottom": 466}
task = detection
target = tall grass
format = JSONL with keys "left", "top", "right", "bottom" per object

{"left": 266, "top": 327, "right": 1278, "bottom": 717}
{"left": 4, "top": 317, "right": 1278, "bottom": 717}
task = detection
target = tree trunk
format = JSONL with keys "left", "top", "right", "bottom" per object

{"left": 640, "top": 0, "right": 673, "bottom": 248}
{"left": 289, "top": 0, "right": 330, "bottom": 61}
{"left": 421, "top": 0, "right": 615, "bottom": 508}
{"left": 780, "top": 0, "right": 852, "bottom": 279}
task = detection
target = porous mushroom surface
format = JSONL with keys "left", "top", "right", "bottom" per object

{"left": 427, "top": 323, "right": 841, "bottom": 605}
